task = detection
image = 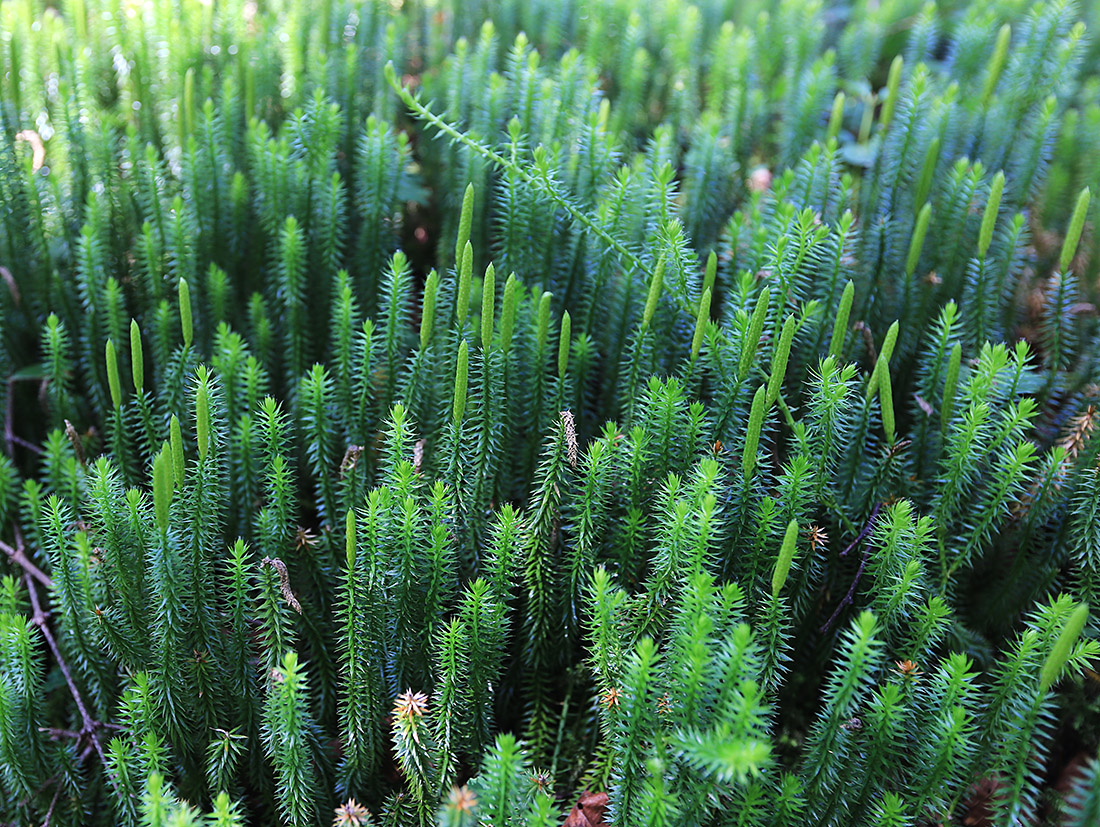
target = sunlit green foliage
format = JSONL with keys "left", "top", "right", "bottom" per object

{"left": 0, "top": 0, "right": 1099, "bottom": 824}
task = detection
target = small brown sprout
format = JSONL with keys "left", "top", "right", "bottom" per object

{"left": 447, "top": 786, "right": 478, "bottom": 812}
{"left": 601, "top": 687, "right": 622, "bottom": 710}
{"left": 393, "top": 689, "right": 429, "bottom": 719}
{"left": 530, "top": 770, "right": 552, "bottom": 795}
{"left": 294, "top": 526, "right": 318, "bottom": 550}
{"left": 333, "top": 797, "right": 371, "bottom": 826}
{"left": 808, "top": 525, "right": 828, "bottom": 555}
{"left": 894, "top": 659, "right": 920, "bottom": 680}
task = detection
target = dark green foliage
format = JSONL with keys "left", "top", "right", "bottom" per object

{"left": 0, "top": 0, "right": 1099, "bottom": 825}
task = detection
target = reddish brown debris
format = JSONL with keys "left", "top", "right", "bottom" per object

{"left": 562, "top": 791, "right": 609, "bottom": 827}
{"left": 960, "top": 776, "right": 1000, "bottom": 827}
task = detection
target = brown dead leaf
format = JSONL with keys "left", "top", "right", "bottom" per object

{"left": 562, "top": 791, "right": 608, "bottom": 827}
{"left": 961, "top": 776, "right": 999, "bottom": 827}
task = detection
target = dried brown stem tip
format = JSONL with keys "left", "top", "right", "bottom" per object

{"left": 393, "top": 689, "right": 429, "bottom": 719}
{"left": 261, "top": 556, "right": 303, "bottom": 614}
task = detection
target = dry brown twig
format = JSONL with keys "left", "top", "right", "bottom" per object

{"left": 24, "top": 572, "right": 107, "bottom": 766}
{"left": 819, "top": 503, "right": 883, "bottom": 635}
{"left": 3, "top": 526, "right": 124, "bottom": 821}
{"left": 0, "top": 536, "right": 52, "bottom": 589}
{"left": 261, "top": 556, "right": 303, "bottom": 614}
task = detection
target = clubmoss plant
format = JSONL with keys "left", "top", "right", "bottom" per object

{"left": 0, "top": 0, "right": 1099, "bottom": 825}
